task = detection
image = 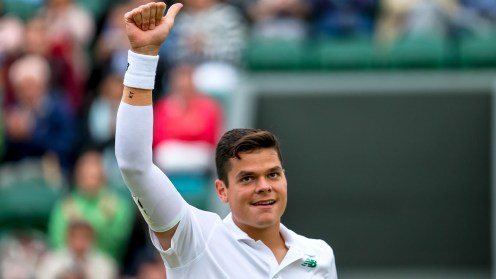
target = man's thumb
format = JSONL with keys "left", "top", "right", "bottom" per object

{"left": 164, "top": 3, "right": 183, "bottom": 23}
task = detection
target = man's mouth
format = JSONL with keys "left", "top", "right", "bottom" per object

{"left": 252, "top": 200, "right": 276, "bottom": 206}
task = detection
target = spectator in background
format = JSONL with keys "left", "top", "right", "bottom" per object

{"left": 166, "top": 0, "right": 246, "bottom": 66}
{"left": 456, "top": 0, "right": 496, "bottom": 36}
{"left": 0, "top": 15, "right": 24, "bottom": 62}
{"left": 153, "top": 63, "right": 223, "bottom": 209}
{"left": 2, "top": 15, "right": 88, "bottom": 114}
{"left": 87, "top": 73, "right": 122, "bottom": 152}
{"left": 0, "top": 110, "right": 3, "bottom": 161}
{"left": 375, "top": 0, "right": 459, "bottom": 46}
{"left": 0, "top": 15, "right": 26, "bottom": 109}
{"left": 308, "top": 0, "right": 378, "bottom": 38}
{"left": 135, "top": 251, "right": 167, "bottom": 279}
{"left": 3, "top": 54, "right": 77, "bottom": 176}
{"left": 0, "top": 230, "right": 48, "bottom": 279}
{"left": 38, "top": 0, "right": 95, "bottom": 47}
{"left": 54, "top": 268, "right": 87, "bottom": 279}
{"left": 85, "top": 72, "right": 126, "bottom": 190}
{"left": 47, "top": 150, "right": 134, "bottom": 266}
{"left": 246, "top": 0, "right": 310, "bottom": 40}
{"left": 93, "top": 3, "right": 132, "bottom": 77}
{"left": 35, "top": 0, "right": 95, "bottom": 113}
{"left": 163, "top": 0, "right": 246, "bottom": 97}
{"left": 36, "top": 219, "right": 118, "bottom": 279}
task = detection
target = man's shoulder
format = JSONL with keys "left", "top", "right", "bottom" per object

{"left": 187, "top": 205, "right": 224, "bottom": 226}
{"left": 290, "top": 229, "right": 334, "bottom": 256}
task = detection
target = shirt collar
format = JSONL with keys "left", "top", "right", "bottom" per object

{"left": 223, "top": 212, "right": 251, "bottom": 241}
{"left": 222, "top": 212, "right": 316, "bottom": 257}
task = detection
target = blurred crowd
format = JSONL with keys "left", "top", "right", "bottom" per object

{"left": 0, "top": 0, "right": 496, "bottom": 278}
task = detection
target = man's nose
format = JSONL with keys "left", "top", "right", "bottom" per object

{"left": 255, "top": 177, "right": 272, "bottom": 193}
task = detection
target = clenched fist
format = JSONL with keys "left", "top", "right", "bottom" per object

{"left": 124, "top": 2, "right": 183, "bottom": 55}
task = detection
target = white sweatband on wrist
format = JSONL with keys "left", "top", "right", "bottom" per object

{"left": 123, "top": 50, "right": 159, "bottom": 90}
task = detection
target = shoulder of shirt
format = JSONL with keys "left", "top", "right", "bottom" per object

{"left": 289, "top": 228, "right": 334, "bottom": 256}
{"left": 189, "top": 205, "right": 223, "bottom": 223}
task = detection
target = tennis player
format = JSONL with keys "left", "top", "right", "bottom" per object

{"left": 115, "top": 2, "right": 337, "bottom": 278}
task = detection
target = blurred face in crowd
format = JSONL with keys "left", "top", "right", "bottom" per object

{"left": 75, "top": 151, "right": 106, "bottom": 197}
{"left": 10, "top": 55, "right": 50, "bottom": 110}
{"left": 170, "top": 64, "right": 197, "bottom": 100}
{"left": 67, "top": 222, "right": 94, "bottom": 258}
{"left": 24, "top": 18, "right": 50, "bottom": 56}
{"left": 13, "top": 75, "right": 48, "bottom": 110}
{"left": 100, "top": 73, "right": 124, "bottom": 106}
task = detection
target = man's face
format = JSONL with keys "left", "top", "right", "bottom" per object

{"left": 216, "top": 148, "right": 287, "bottom": 233}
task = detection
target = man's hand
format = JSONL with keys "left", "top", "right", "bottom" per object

{"left": 124, "top": 2, "right": 183, "bottom": 56}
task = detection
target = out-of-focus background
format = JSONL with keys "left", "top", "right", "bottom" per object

{"left": 0, "top": 0, "right": 495, "bottom": 278}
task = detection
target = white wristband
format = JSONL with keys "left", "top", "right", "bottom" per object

{"left": 123, "top": 50, "right": 159, "bottom": 90}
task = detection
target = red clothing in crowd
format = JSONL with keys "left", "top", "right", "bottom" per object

{"left": 153, "top": 94, "right": 223, "bottom": 149}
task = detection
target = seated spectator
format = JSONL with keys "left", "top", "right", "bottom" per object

{"left": 3, "top": 54, "right": 77, "bottom": 177}
{"left": 456, "top": 0, "right": 496, "bottom": 36}
{"left": 0, "top": 112, "right": 3, "bottom": 161}
{"left": 159, "top": 0, "right": 247, "bottom": 100}
{"left": 47, "top": 149, "right": 134, "bottom": 265}
{"left": 247, "top": 0, "right": 311, "bottom": 40}
{"left": 153, "top": 63, "right": 223, "bottom": 209}
{"left": 0, "top": 15, "right": 24, "bottom": 62}
{"left": 93, "top": 3, "right": 131, "bottom": 77}
{"left": 375, "top": 0, "right": 459, "bottom": 46}
{"left": 34, "top": 0, "right": 95, "bottom": 113}
{"left": 36, "top": 219, "right": 117, "bottom": 279}
{"left": 165, "top": 0, "right": 247, "bottom": 66}
{"left": 85, "top": 72, "right": 125, "bottom": 190}
{"left": 86, "top": 73, "right": 121, "bottom": 149}
{"left": 2, "top": 15, "right": 87, "bottom": 115}
{"left": 0, "top": 55, "right": 4, "bottom": 159}
{"left": 37, "top": 0, "right": 95, "bottom": 47}
{"left": 54, "top": 268, "right": 87, "bottom": 279}
{"left": 308, "top": 0, "right": 378, "bottom": 38}
{"left": 135, "top": 251, "right": 167, "bottom": 279}
{"left": 0, "top": 229, "right": 48, "bottom": 279}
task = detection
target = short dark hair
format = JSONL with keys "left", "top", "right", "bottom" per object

{"left": 215, "top": 128, "right": 283, "bottom": 186}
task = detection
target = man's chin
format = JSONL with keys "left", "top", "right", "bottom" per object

{"left": 251, "top": 216, "right": 280, "bottom": 229}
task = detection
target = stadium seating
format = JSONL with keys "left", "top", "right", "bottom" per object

{"left": 244, "top": 38, "right": 307, "bottom": 71}
{"left": 386, "top": 34, "right": 451, "bottom": 69}
{"left": 0, "top": 179, "right": 60, "bottom": 233}
{"left": 243, "top": 32, "right": 496, "bottom": 71}
{"left": 458, "top": 32, "right": 496, "bottom": 68}
{"left": 2, "top": 0, "right": 40, "bottom": 21}
{"left": 168, "top": 172, "right": 212, "bottom": 210}
{"left": 315, "top": 37, "right": 379, "bottom": 70}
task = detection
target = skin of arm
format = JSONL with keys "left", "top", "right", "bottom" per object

{"left": 121, "top": 2, "right": 183, "bottom": 250}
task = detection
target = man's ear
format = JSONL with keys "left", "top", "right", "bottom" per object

{"left": 215, "top": 179, "right": 228, "bottom": 203}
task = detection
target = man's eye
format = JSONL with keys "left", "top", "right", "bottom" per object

{"left": 240, "top": 176, "right": 253, "bottom": 183}
{"left": 268, "top": 172, "right": 279, "bottom": 179}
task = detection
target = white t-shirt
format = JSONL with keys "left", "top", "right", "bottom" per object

{"left": 150, "top": 206, "right": 338, "bottom": 279}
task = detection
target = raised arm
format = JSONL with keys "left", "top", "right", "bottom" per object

{"left": 115, "top": 2, "right": 184, "bottom": 250}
